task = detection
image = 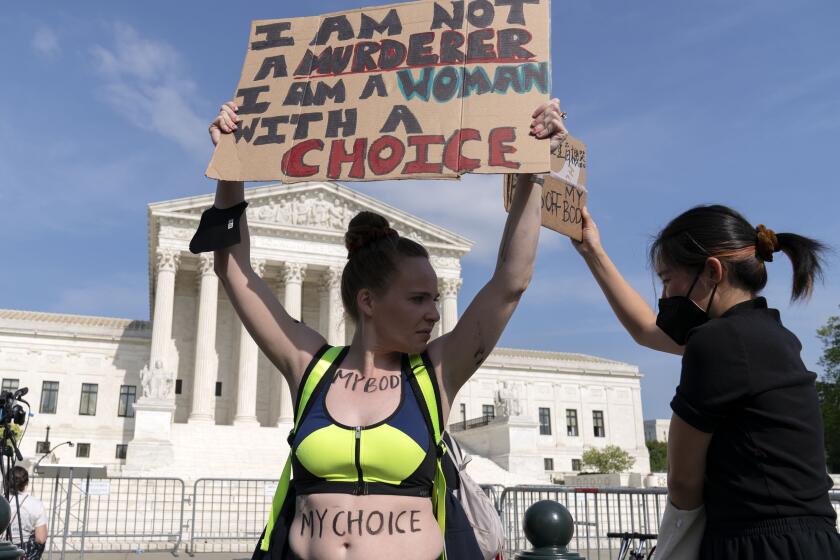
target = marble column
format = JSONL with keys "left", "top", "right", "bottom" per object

{"left": 319, "top": 275, "right": 330, "bottom": 341}
{"left": 440, "top": 277, "right": 463, "bottom": 334}
{"left": 127, "top": 247, "right": 180, "bottom": 470}
{"left": 283, "top": 262, "right": 307, "bottom": 320}
{"left": 233, "top": 259, "right": 265, "bottom": 426}
{"left": 276, "top": 262, "right": 306, "bottom": 424}
{"left": 319, "top": 266, "right": 344, "bottom": 345}
{"left": 149, "top": 248, "right": 181, "bottom": 369}
{"left": 189, "top": 253, "right": 218, "bottom": 423}
{"left": 271, "top": 276, "right": 288, "bottom": 426}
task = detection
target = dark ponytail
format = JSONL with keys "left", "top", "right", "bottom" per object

{"left": 776, "top": 233, "right": 827, "bottom": 300}
{"left": 649, "top": 205, "right": 827, "bottom": 302}
{"left": 341, "top": 211, "right": 429, "bottom": 320}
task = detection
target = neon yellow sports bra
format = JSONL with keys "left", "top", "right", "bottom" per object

{"left": 290, "top": 346, "right": 436, "bottom": 497}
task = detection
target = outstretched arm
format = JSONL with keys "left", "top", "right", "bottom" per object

{"left": 573, "top": 207, "right": 684, "bottom": 356}
{"left": 429, "top": 100, "right": 567, "bottom": 415}
{"left": 210, "top": 102, "right": 325, "bottom": 393}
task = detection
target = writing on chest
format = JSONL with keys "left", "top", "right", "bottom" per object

{"left": 331, "top": 369, "right": 402, "bottom": 394}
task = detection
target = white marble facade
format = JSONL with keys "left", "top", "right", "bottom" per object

{"left": 644, "top": 419, "right": 671, "bottom": 443}
{"left": 2, "top": 182, "right": 649, "bottom": 482}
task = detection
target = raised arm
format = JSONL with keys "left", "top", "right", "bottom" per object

{"left": 209, "top": 102, "right": 325, "bottom": 391}
{"left": 429, "top": 100, "right": 566, "bottom": 412}
{"left": 573, "top": 207, "right": 684, "bottom": 355}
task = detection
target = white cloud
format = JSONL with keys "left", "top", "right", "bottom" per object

{"left": 32, "top": 25, "right": 59, "bottom": 58}
{"left": 89, "top": 23, "right": 207, "bottom": 157}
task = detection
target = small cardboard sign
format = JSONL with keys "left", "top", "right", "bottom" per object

{"left": 503, "top": 135, "right": 587, "bottom": 241}
{"left": 550, "top": 134, "right": 586, "bottom": 188}
{"left": 206, "top": 0, "right": 552, "bottom": 183}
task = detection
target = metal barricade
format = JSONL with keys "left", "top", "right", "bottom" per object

{"left": 188, "top": 478, "right": 278, "bottom": 555}
{"left": 831, "top": 491, "right": 840, "bottom": 530}
{"left": 499, "top": 485, "right": 667, "bottom": 560}
{"left": 12, "top": 478, "right": 838, "bottom": 556}
{"left": 479, "top": 484, "right": 506, "bottom": 512}
{"left": 28, "top": 475, "right": 185, "bottom": 555}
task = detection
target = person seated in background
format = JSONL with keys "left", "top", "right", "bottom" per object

{"left": 7, "top": 466, "right": 48, "bottom": 560}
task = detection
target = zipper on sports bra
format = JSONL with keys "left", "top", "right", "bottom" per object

{"left": 353, "top": 426, "right": 368, "bottom": 495}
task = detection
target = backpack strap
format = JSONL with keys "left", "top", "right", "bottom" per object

{"left": 407, "top": 353, "right": 448, "bottom": 560}
{"left": 260, "top": 344, "right": 346, "bottom": 552}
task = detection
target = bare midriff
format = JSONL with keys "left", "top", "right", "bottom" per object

{"left": 289, "top": 493, "right": 443, "bottom": 560}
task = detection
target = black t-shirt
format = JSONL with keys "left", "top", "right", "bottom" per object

{"left": 670, "top": 297, "right": 835, "bottom": 527}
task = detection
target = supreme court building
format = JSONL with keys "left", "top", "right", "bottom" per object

{"left": 2, "top": 182, "right": 649, "bottom": 483}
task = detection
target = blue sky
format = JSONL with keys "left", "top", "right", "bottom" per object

{"left": 2, "top": 1, "right": 838, "bottom": 419}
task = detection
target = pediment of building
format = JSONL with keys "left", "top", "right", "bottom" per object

{"left": 149, "top": 181, "right": 473, "bottom": 253}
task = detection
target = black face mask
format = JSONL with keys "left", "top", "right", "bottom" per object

{"left": 656, "top": 269, "right": 718, "bottom": 346}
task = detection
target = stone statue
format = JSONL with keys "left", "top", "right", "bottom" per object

{"left": 312, "top": 193, "right": 331, "bottom": 227}
{"left": 329, "top": 198, "right": 347, "bottom": 230}
{"left": 255, "top": 202, "right": 276, "bottom": 222}
{"left": 140, "top": 360, "right": 174, "bottom": 401}
{"left": 493, "top": 390, "right": 509, "bottom": 417}
{"left": 495, "top": 380, "right": 522, "bottom": 417}
{"left": 292, "top": 195, "right": 312, "bottom": 225}
{"left": 140, "top": 363, "right": 153, "bottom": 398}
{"left": 277, "top": 199, "right": 292, "bottom": 225}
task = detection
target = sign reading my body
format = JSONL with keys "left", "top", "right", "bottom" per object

{"left": 333, "top": 369, "right": 401, "bottom": 393}
{"left": 543, "top": 182, "right": 584, "bottom": 225}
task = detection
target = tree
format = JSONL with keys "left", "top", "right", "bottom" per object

{"left": 581, "top": 445, "right": 636, "bottom": 474}
{"left": 646, "top": 440, "right": 668, "bottom": 472}
{"left": 817, "top": 309, "right": 840, "bottom": 472}
{"left": 818, "top": 310, "right": 840, "bottom": 381}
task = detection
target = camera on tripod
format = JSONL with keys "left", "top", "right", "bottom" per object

{"left": 0, "top": 389, "right": 27, "bottom": 426}
{"left": 0, "top": 388, "right": 30, "bottom": 553}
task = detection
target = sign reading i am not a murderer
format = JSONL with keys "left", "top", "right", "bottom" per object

{"left": 206, "top": 0, "right": 552, "bottom": 183}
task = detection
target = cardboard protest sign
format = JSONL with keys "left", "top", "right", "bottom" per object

{"left": 503, "top": 135, "right": 587, "bottom": 241}
{"left": 550, "top": 134, "right": 586, "bottom": 188}
{"left": 206, "top": 0, "right": 552, "bottom": 183}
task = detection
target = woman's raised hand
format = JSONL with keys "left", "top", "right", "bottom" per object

{"left": 209, "top": 101, "right": 240, "bottom": 147}
{"left": 530, "top": 98, "right": 568, "bottom": 152}
{"left": 571, "top": 206, "right": 602, "bottom": 256}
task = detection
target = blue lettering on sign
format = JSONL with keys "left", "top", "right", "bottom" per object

{"left": 396, "top": 62, "right": 549, "bottom": 103}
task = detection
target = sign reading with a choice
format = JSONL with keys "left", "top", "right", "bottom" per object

{"left": 206, "top": 0, "right": 552, "bottom": 183}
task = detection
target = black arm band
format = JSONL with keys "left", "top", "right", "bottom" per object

{"left": 189, "top": 201, "right": 249, "bottom": 254}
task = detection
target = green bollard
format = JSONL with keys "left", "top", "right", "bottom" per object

{"left": 515, "top": 499, "right": 586, "bottom": 559}
{"left": 0, "top": 496, "right": 24, "bottom": 560}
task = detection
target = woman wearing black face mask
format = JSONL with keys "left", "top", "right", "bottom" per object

{"left": 572, "top": 204, "right": 839, "bottom": 559}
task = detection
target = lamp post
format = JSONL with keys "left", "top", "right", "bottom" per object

{"left": 33, "top": 441, "right": 74, "bottom": 475}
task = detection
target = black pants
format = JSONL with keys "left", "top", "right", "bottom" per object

{"left": 700, "top": 516, "right": 840, "bottom": 559}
